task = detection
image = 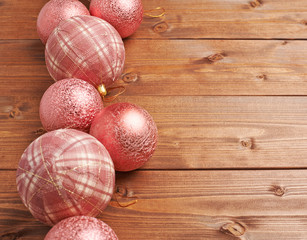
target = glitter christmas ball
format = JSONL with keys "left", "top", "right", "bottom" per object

{"left": 90, "top": 102, "right": 158, "bottom": 171}
{"left": 16, "top": 129, "right": 115, "bottom": 226}
{"left": 44, "top": 216, "right": 118, "bottom": 240}
{"left": 90, "top": 0, "right": 143, "bottom": 38}
{"left": 45, "top": 15, "right": 125, "bottom": 89}
{"left": 37, "top": 0, "right": 90, "bottom": 44}
{"left": 39, "top": 78, "right": 103, "bottom": 132}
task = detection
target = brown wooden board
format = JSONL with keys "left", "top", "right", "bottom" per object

{"left": 3, "top": 39, "right": 307, "bottom": 96}
{"left": 2, "top": 170, "right": 307, "bottom": 239}
{"left": 3, "top": 95, "right": 307, "bottom": 170}
{"left": 2, "top": 0, "right": 307, "bottom": 239}
{"left": 2, "top": 0, "right": 307, "bottom": 39}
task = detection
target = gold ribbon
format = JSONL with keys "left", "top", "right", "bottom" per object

{"left": 98, "top": 85, "right": 126, "bottom": 102}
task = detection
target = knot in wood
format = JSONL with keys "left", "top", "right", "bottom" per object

{"left": 271, "top": 185, "right": 285, "bottom": 197}
{"left": 220, "top": 222, "right": 246, "bottom": 237}
{"left": 115, "top": 184, "right": 128, "bottom": 197}
{"left": 240, "top": 138, "right": 253, "bottom": 149}
{"left": 33, "top": 127, "right": 47, "bottom": 135}
{"left": 114, "top": 184, "right": 137, "bottom": 208}
{"left": 301, "top": 20, "right": 307, "bottom": 26}
{"left": 257, "top": 74, "right": 267, "bottom": 81}
{"left": 207, "top": 53, "right": 224, "bottom": 62}
{"left": 9, "top": 107, "right": 21, "bottom": 119}
{"left": 153, "top": 21, "right": 168, "bottom": 33}
{"left": 282, "top": 41, "right": 288, "bottom": 45}
{"left": 122, "top": 72, "right": 138, "bottom": 83}
{"left": 249, "top": 0, "right": 262, "bottom": 8}
{"left": 115, "top": 184, "right": 135, "bottom": 198}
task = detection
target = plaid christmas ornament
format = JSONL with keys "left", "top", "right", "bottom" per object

{"left": 16, "top": 129, "right": 115, "bottom": 226}
{"left": 45, "top": 15, "right": 125, "bottom": 89}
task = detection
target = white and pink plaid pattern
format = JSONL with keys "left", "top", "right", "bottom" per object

{"left": 16, "top": 129, "right": 115, "bottom": 226}
{"left": 45, "top": 15, "right": 125, "bottom": 88}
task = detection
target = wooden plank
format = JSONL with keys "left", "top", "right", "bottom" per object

{"left": 3, "top": 39, "right": 307, "bottom": 96}
{"left": 3, "top": 1, "right": 307, "bottom": 240}
{"left": 3, "top": 95, "right": 307, "bottom": 170}
{"left": 2, "top": 0, "right": 307, "bottom": 39}
{"left": 124, "top": 39, "right": 307, "bottom": 96}
{"left": 3, "top": 170, "right": 307, "bottom": 239}
{"left": 139, "top": 0, "right": 307, "bottom": 39}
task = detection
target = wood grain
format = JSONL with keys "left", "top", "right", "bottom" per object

{"left": 3, "top": 170, "right": 307, "bottom": 239}
{"left": 139, "top": 0, "right": 307, "bottom": 39}
{"left": 3, "top": 95, "right": 307, "bottom": 170}
{"left": 2, "top": 0, "right": 307, "bottom": 40}
{"left": 3, "top": 39, "right": 307, "bottom": 96}
{"left": 2, "top": 0, "right": 307, "bottom": 239}
{"left": 124, "top": 39, "right": 307, "bottom": 96}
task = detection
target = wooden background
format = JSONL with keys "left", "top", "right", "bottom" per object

{"left": 2, "top": 0, "right": 307, "bottom": 239}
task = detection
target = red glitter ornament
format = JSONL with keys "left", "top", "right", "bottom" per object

{"left": 37, "top": 0, "right": 90, "bottom": 44}
{"left": 16, "top": 129, "right": 115, "bottom": 226}
{"left": 90, "top": 0, "right": 143, "bottom": 38}
{"left": 39, "top": 78, "right": 103, "bottom": 132}
{"left": 44, "top": 216, "right": 118, "bottom": 240}
{"left": 45, "top": 15, "right": 125, "bottom": 90}
{"left": 90, "top": 102, "right": 158, "bottom": 171}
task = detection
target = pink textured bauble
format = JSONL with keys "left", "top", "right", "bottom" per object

{"left": 37, "top": 0, "right": 90, "bottom": 44}
{"left": 40, "top": 78, "right": 103, "bottom": 132}
{"left": 45, "top": 15, "right": 125, "bottom": 89}
{"left": 90, "top": 0, "right": 143, "bottom": 38}
{"left": 16, "top": 129, "right": 115, "bottom": 226}
{"left": 45, "top": 216, "right": 118, "bottom": 240}
{"left": 90, "top": 102, "right": 158, "bottom": 171}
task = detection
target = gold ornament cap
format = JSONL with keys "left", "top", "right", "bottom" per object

{"left": 97, "top": 84, "right": 107, "bottom": 97}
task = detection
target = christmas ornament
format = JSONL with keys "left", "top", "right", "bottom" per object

{"left": 39, "top": 78, "right": 103, "bottom": 132}
{"left": 37, "top": 0, "right": 90, "bottom": 44}
{"left": 16, "top": 129, "right": 115, "bottom": 226}
{"left": 90, "top": 102, "right": 158, "bottom": 171}
{"left": 89, "top": 0, "right": 143, "bottom": 38}
{"left": 45, "top": 15, "right": 125, "bottom": 93}
{"left": 44, "top": 216, "right": 118, "bottom": 240}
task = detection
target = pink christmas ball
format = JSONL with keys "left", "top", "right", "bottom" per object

{"left": 44, "top": 216, "right": 118, "bottom": 240}
{"left": 39, "top": 78, "right": 103, "bottom": 132}
{"left": 90, "top": 0, "right": 143, "bottom": 38}
{"left": 90, "top": 102, "right": 158, "bottom": 171}
{"left": 16, "top": 129, "right": 115, "bottom": 226}
{"left": 37, "top": 0, "right": 90, "bottom": 44}
{"left": 45, "top": 15, "right": 125, "bottom": 89}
